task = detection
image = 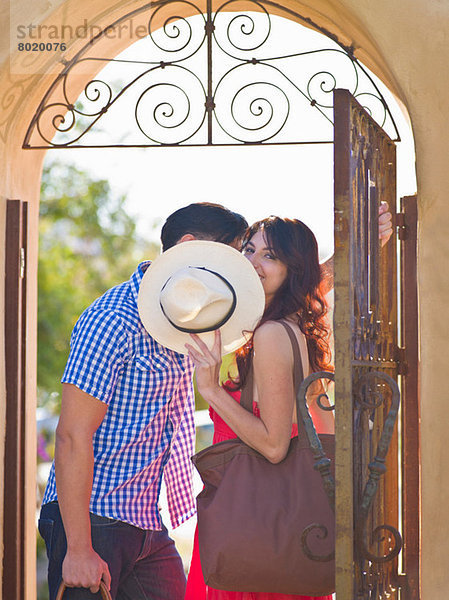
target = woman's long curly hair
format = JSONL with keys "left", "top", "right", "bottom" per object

{"left": 227, "top": 217, "right": 333, "bottom": 391}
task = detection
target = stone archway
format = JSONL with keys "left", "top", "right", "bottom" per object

{"left": 4, "top": 1, "right": 445, "bottom": 598}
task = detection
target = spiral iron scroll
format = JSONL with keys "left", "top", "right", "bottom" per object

{"left": 355, "top": 371, "right": 402, "bottom": 564}
{"left": 301, "top": 524, "right": 334, "bottom": 563}
{"left": 148, "top": 1, "right": 206, "bottom": 54}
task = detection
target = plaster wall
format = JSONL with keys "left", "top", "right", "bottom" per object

{"left": 330, "top": 3, "right": 449, "bottom": 596}
{"left": 0, "top": 0, "right": 448, "bottom": 597}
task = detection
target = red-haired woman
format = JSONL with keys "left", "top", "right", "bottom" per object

{"left": 184, "top": 216, "right": 335, "bottom": 600}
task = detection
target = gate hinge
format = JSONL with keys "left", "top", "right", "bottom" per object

{"left": 395, "top": 346, "right": 408, "bottom": 375}
{"left": 396, "top": 212, "right": 407, "bottom": 240}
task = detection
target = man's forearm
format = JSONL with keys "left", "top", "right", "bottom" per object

{"left": 53, "top": 384, "right": 110, "bottom": 591}
{"left": 55, "top": 431, "right": 94, "bottom": 551}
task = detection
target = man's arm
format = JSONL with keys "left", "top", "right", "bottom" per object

{"left": 55, "top": 383, "right": 111, "bottom": 593}
{"left": 320, "top": 201, "right": 394, "bottom": 294}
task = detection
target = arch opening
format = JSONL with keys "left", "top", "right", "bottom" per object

{"left": 34, "top": 6, "right": 417, "bottom": 594}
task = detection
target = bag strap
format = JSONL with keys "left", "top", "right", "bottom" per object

{"left": 239, "top": 320, "right": 308, "bottom": 440}
{"left": 278, "top": 320, "right": 304, "bottom": 392}
{"left": 240, "top": 363, "right": 254, "bottom": 412}
{"left": 277, "top": 320, "right": 308, "bottom": 440}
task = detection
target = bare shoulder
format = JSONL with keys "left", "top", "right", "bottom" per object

{"left": 253, "top": 321, "right": 296, "bottom": 389}
{"left": 253, "top": 320, "right": 293, "bottom": 356}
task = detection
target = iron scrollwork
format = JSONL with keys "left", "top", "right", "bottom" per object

{"left": 297, "top": 371, "right": 335, "bottom": 562}
{"left": 301, "top": 524, "right": 334, "bottom": 563}
{"left": 23, "top": 0, "right": 400, "bottom": 148}
{"left": 355, "top": 371, "right": 402, "bottom": 564}
{"left": 298, "top": 371, "right": 335, "bottom": 508}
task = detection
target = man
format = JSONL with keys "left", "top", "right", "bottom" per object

{"left": 39, "top": 203, "right": 249, "bottom": 600}
{"left": 39, "top": 201, "right": 393, "bottom": 600}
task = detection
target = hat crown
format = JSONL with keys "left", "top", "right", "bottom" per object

{"left": 160, "top": 267, "right": 234, "bottom": 331}
{"left": 137, "top": 240, "right": 265, "bottom": 355}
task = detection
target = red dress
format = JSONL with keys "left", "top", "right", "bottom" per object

{"left": 185, "top": 388, "right": 333, "bottom": 600}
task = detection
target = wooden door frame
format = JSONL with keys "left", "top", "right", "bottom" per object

{"left": 3, "top": 199, "right": 28, "bottom": 600}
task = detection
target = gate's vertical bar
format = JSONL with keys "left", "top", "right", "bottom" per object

{"left": 399, "top": 195, "right": 420, "bottom": 598}
{"left": 333, "top": 88, "right": 355, "bottom": 598}
{"left": 206, "top": 0, "right": 213, "bottom": 144}
{"left": 377, "top": 138, "right": 399, "bottom": 591}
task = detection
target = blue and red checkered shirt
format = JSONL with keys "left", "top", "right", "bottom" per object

{"left": 42, "top": 261, "right": 196, "bottom": 530}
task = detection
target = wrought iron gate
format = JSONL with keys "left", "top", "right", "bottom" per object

{"left": 333, "top": 89, "right": 419, "bottom": 599}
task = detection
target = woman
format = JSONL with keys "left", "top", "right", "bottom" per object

{"left": 185, "top": 216, "right": 335, "bottom": 600}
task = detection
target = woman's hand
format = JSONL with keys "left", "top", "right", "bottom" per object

{"left": 185, "top": 330, "right": 222, "bottom": 400}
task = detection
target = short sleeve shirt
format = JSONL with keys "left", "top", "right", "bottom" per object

{"left": 42, "top": 262, "right": 196, "bottom": 530}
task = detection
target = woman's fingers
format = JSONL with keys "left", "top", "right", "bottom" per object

{"left": 212, "top": 329, "right": 222, "bottom": 355}
{"left": 189, "top": 333, "right": 211, "bottom": 353}
{"left": 379, "top": 201, "right": 389, "bottom": 214}
{"left": 378, "top": 201, "right": 393, "bottom": 245}
{"left": 189, "top": 331, "right": 222, "bottom": 360}
{"left": 186, "top": 332, "right": 221, "bottom": 399}
{"left": 185, "top": 343, "right": 207, "bottom": 364}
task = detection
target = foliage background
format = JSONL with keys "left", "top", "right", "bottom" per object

{"left": 38, "top": 160, "right": 160, "bottom": 408}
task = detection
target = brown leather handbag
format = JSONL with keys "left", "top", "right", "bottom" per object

{"left": 191, "top": 321, "right": 335, "bottom": 595}
{"left": 56, "top": 581, "right": 112, "bottom": 600}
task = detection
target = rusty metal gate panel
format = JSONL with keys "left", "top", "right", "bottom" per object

{"left": 333, "top": 89, "right": 419, "bottom": 599}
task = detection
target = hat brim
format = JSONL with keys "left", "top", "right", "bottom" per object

{"left": 137, "top": 241, "right": 265, "bottom": 355}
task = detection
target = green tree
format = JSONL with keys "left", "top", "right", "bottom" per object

{"left": 38, "top": 160, "right": 160, "bottom": 410}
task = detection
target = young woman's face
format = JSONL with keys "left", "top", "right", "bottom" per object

{"left": 242, "top": 229, "right": 288, "bottom": 304}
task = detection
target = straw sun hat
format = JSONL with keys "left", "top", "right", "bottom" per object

{"left": 137, "top": 240, "right": 265, "bottom": 355}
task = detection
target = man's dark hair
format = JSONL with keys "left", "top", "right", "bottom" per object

{"left": 161, "top": 202, "right": 248, "bottom": 251}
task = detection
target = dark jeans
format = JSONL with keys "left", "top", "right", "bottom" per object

{"left": 38, "top": 502, "right": 186, "bottom": 600}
